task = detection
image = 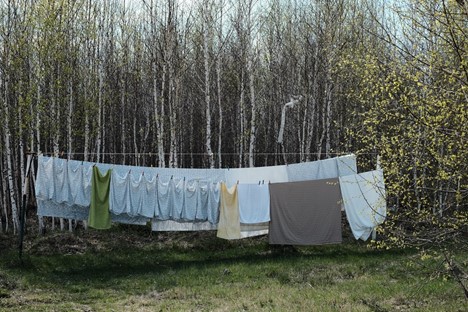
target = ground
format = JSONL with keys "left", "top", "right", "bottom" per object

{"left": 0, "top": 224, "right": 467, "bottom": 311}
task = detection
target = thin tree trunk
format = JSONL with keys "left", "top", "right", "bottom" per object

{"left": 324, "top": 80, "right": 332, "bottom": 159}
{"left": 4, "top": 102, "right": 19, "bottom": 234}
{"left": 239, "top": 68, "right": 245, "bottom": 167}
{"left": 216, "top": 52, "right": 223, "bottom": 168}
{"left": 1, "top": 158, "right": 8, "bottom": 233}
{"left": 204, "top": 10, "right": 214, "bottom": 168}
{"left": 248, "top": 55, "right": 256, "bottom": 168}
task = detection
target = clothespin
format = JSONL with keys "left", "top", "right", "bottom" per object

{"left": 171, "top": 175, "right": 173, "bottom": 179}
{"left": 262, "top": 180, "right": 264, "bottom": 184}
{"left": 258, "top": 180, "right": 261, "bottom": 185}
{"left": 237, "top": 180, "right": 239, "bottom": 184}
{"left": 142, "top": 171, "right": 144, "bottom": 176}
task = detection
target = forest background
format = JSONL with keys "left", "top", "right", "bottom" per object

{"left": 0, "top": 0, "right": 466, "bottom": 268}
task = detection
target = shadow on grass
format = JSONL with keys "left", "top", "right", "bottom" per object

{"left": 0, "top": 224, "right": 422, "bottom": 301}
{"left": 1, "top": 232, "right": 412, "bottom": 293}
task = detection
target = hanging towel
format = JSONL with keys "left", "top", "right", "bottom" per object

{"left": 339, "top": 170, "right": 386, "bottom": 241}
{"left": 286, "top": 160, "right": 321, "bottom": 182}
{"left": 240, "top": 223, "right": 269, "bottom": 238}
{"left": 269, "top": 178, "right": 342, "bottom": 245}
{"left": 337, "top": 154, "right": 358, "bottom": 176}
{"left": 37, "top": 200, "right": 89, "bottom": 220}
{"left": 110, "top": 170, "right": 131, "bottom": 215}
{"left": 183, "top": 179, "right": 199, "bottom": 221}
{"left": 315, "top": 158, "right": 339, "bottom": 180}
{"left": 35, "top": 156, "right": 55, "bottom": 201}
{"left": 225, "top": 165, "right": 288, "bottom": 187}
{"left": 196, "top": 180, "right": 219, "bottom": 222}
{"left": 217, "top": 183, "right": 241, "bottom": 239}
{"left": 171, "top": 178, "right": 185, "bottom": 220}
{"left": 237, "top": 184, "right": 270, "bottom": 223}
{"left": 206, "top": 181, "right": 221, "bottom": 224}
{"left": 53, "top": 158, "right": 70, "bottom": 204}
{"left": 286, "top": 154, "right": 357, "bottom": 182}
{"left": 151, "top": 219, "right": 217, "bottom": 231}
{"left": 67, "top": 160, "right": 89, "bottom": 207}
{"left": 139, "top": 174, "right": 157, "bottom": 218}
{"left": 156, "top": 176, "right": 173, "bottom": 220}
{"left": 88, "top": 166, "right": 112, "bottom": 229}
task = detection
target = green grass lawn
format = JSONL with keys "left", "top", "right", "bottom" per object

{"left": 0, "top": 225, "right": 467, "bottom": 311}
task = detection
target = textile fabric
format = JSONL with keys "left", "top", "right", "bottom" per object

{"left": 88, "top": 166, "right": 112, "bottom": 229}
{"left": 237, "top": 184, "right": 270, "bottom": 223}
{"left": 339, "top": 170, "right": 386, "bottom": 241}
{"left": 217, "top": 183, "right": 241, "bottom": 239}
{"left": 269, "top": 178, "right": 342, "bottom": 245}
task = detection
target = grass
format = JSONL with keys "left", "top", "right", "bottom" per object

{"left": 0, "top": 225, "right": 467, "bottom": 311}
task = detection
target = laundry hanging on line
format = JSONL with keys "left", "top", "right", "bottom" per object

{"left": 269, "top": 178, "right": 343, "bottom": 245}
{"left": 33, "top": 153, "right": 384, "bottom": 243}
{"left": 339, "top": 170, "right": 387, "bottom": 241}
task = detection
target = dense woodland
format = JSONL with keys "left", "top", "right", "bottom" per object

{"left": 0, "top": 0, "right": 466, "bottom": 252}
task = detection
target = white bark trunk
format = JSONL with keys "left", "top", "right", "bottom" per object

{"left": 160, "top": 61, "right": 167, "bottom": 168}
{"left": 1, "top": 159, "right": 7, "bottom": 233}
{"left": 97, "top": 54, "right": 104, "bottom": 164}
{"left": 216, "top": 1, "right": 224, "bottom": 168}
{"left": 239, "top": 68, "right": 245, "bottom": 167}
{"left": 248, "top": 56, "right": 256, "bottom": 168}
{"left": 325, "top": 80, "right": 332, "bottom": 159}
{"left": 203, "top": 13, "right": 214, "bottom": 168}
{"left": 4, "top": 104, "right": 19, "bottom": 233}
{"left": 216, "top": 51, "right": 223, "bottom": 168}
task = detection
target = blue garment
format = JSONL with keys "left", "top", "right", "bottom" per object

{"left": 237, "top": 184, "right": 270, "bottom": 223}
{"left": 339, "top": 170, "right": 386, "bottom": 241}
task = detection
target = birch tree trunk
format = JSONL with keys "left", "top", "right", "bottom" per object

{"left": 3, "top": 92, "right": 19, "bottom": 233}
{"left": 238, "top": 68, "right": 245, "bottom": 167}
{"left": 324, "top": 78, "right": 333, "bottom": 159}
{"left": 1, "top": 158, "right": 8, "bottom": 233}
{"left": 216, "top": 50, "right": 223, "bottom": 168}
{"left": 203, "top": 4, "right": 214, "bottom": 168}
{"left": 247, "top": 54, "right": 256, "bottom": 167}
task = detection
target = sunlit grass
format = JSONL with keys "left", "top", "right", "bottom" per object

{"left": 0, "top": 226, "right": 466, "bottom": 311}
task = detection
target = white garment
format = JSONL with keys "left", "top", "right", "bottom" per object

{"left": 237, "top": 184, "right": 270, "bottom": 223}
{"left": 110, "top": 170, "right": 131, "bottom": 215}
{"left": 151, "top": 219, "right": 217, "bottom": 231}
{"left": 52, "top": 158, "right": 69, "bottom": 204}
{"left": 240, "top": 223, "right": 269, "bottom": 238}
{"left": 171, "top": 178, "right": 185, "bottom": 220}
{"left": 183, "top": 179, "right": 198, "bottom": 221}
{"left": 156, "top": 177, "right": 185, "bottom": 220}
{"left": 339, "top": 170, "right": 387, "bottom": 241}
{"left": 315, "top": 157, "right": 339, "bottom": 179}
{"left": 36, "top": 156, "right": 55, "bottom": 201}
{"left": 286, "top": 154, "right": 357, "bottom": 182}
{"left": 156, "top": 176, "right": 173, "bottom": 220}
{"left": 196, "top": 180, "right": 219, "bottom": 223}
{"left": 139, "top": 174, "right": 158, "bottom": 218}
{"left": 337, "top": 154, "right": 358, "bottom": 176}
{"left": 225, "top": 165, "right": 288, "bottom": 187}
{"left": 67, "top": 160, "right": 89, "bottom": 207}
{"left": 37, "top": 199, "right": 89, "bottom": 220}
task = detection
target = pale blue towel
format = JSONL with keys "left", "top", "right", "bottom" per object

{"left": 339, "top": 170, "right": 386, "bottom": 241}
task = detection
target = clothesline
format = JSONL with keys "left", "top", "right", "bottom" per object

{"left": 34, "top": 154, "right": 387, "bottom": 243}
{"left": 35, "top": 152, "right": 380, "bottom": 156}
